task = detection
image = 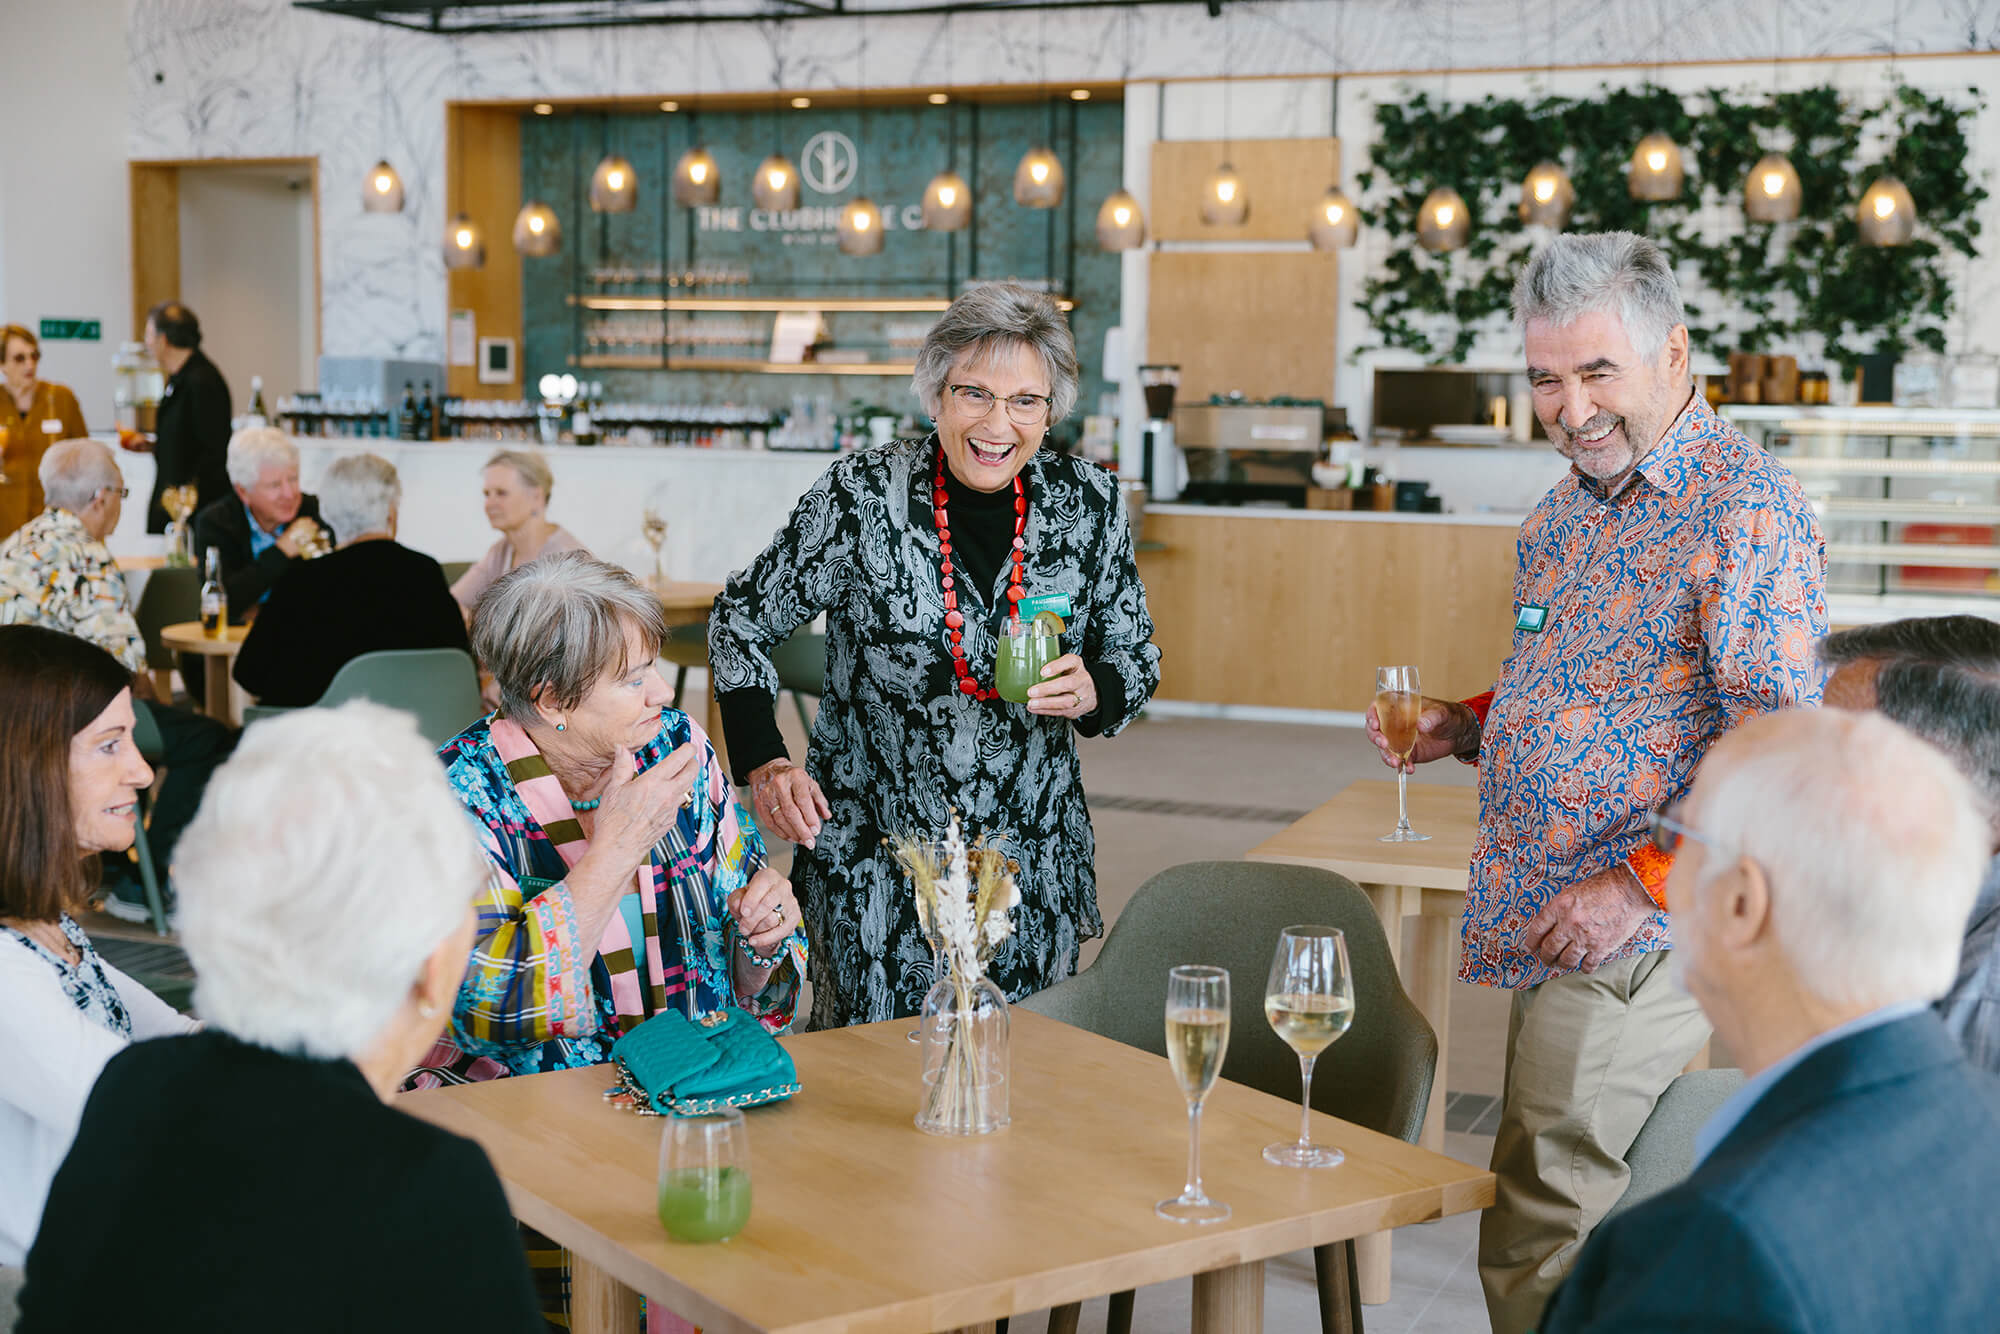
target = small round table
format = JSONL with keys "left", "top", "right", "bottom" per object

{"left": 159, "top": 621, "right": 248, "bottom": 725}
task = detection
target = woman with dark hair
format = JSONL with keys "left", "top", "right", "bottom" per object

{"left": 0, "top": 626, "right": 197, "bottom": 1270}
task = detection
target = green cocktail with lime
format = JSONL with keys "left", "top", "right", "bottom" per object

{"left": 657, "top": 1165, "right": 753, "bottom": 1242}
{"left": 996, "top": 611, "right": 1063, "bottom": 704}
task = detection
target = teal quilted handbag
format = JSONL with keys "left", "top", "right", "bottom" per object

{"left": 608, "top": 1008, "right": 800, "bottom": 1116}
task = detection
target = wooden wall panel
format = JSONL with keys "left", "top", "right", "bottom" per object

{"left": 1135, "top": 514, "right": 1519, "bottom": 712}
{"left": 1149, "top": 138, "right": 1340, "bottom": 242}
{"left": 446, "top": 104, "right": 523, "bottom": 399}
{"left": 1145, "top": 250, "right": 1337, "bottom": 402}
{"left": 129, "top": 164, "right": 180, "bottom": 339}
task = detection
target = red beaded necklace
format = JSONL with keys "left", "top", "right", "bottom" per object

{"left": 933, "top": 446, "right": 1026, "bottom": 700}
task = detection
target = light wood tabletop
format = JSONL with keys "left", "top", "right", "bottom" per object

{"left": 158, "top": 620, "right": 249, "bottom": 725}
{"left": 402, "top": 1010, "right": 1493, "bottom": 1334}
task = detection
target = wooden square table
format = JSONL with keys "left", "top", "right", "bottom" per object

{"left": 1246, "top": 780, "right": 1479, "bottom": 1156}
{"left": 401, "top": 1010, "right": 1492, "bottom": 1334}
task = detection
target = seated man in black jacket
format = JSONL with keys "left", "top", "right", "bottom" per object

{"left": 233, "top": 452, "right": 468, "bottom": 708}
{"left": 189, "top": 425, "right": 332, "bottom": 624}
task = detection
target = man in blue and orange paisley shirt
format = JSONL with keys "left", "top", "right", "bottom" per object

{"left": 1368, "top": 232, "right": 1826, "bottom": 1334}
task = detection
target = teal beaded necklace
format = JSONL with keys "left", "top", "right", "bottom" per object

{"left": 571, "top": 796, "right": 601, "bottom": 812}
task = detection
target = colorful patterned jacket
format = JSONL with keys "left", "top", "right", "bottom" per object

{"left": 0, "top": 508, "right": 146, "bottom": 672}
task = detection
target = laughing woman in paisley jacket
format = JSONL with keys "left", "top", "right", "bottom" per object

{"left": 710, "top": 284, "right": 1160, "bottom": 1029}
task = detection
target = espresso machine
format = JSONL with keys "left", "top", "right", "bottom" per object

{"left": 1140, "top": 364, "right": 1185, "bottom": 501}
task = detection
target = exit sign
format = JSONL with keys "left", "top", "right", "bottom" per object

{"left": 39, "top": 319, "right": 101, "bottom": 341}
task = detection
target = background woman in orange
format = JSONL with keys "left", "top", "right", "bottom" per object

{"left": 0, "top": 325, "right": 88, "bottom": 544}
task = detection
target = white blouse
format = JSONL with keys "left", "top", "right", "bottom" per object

{"left": 0, "top": 922, "right": 198, "bottom": 1265}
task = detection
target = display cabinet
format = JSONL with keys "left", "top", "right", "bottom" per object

{"left": 1724, "top": 405, "right": 2000, "bottom": 604}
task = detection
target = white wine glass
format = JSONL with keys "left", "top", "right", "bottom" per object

{"left": 1157, "top": 965, "right": 1231, "bottom": 1224}
{"left": 1262, "top": 926, "right": 1355, "bottom": 1169}
{"left": 641, "top": 507, "right": 669, "bottom": 580}
{"left": 1375, "top": 665, "right": 1431, "bottom": 843}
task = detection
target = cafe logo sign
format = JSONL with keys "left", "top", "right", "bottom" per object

{"left": 801, "top": 130, "right": 858, "bottom": 195}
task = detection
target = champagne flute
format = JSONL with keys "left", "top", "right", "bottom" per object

{"left": 641, "top": 507, "right": 668, "bottom": 580}
{"left": 1375, "top": 665, "right": 1431, "bottom": 843}
{"left": 1157, "top": 965, "right": 1231, "bottom": 1224}
{"left": 1262, "top": 926, "right": 1355, "bottom": 1169}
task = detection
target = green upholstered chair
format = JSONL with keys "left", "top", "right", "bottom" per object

{"left": 125, "top": 698, "right": 173, "bottom": 936}
{"left": 241, "top": 647, "right": 483, "bottom": 747}
{"left": 1020, "top": 859, "right": 1439, "bottom": 1334}
{"left": 440, "top": 559, "right": 474, "bottom": 587}
{"left": 132, "top": 566, "right": 200, "bottom": 704}
{"left": 767, "top": 627, "right": 826, "bottom": 733}
{"left": 1603, "top": 1067, "right": 1746, "bottom": 1222}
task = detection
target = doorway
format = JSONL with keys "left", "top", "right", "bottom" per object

{"left": 129, "top": 157, "right": 320, "bottom": 403}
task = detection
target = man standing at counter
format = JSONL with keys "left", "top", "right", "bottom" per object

{"left": 142, "top": 301, "right": 233, "bottom": 533}
{"left": 1367, "top": 232, "right": 1827, "bottom": 1334}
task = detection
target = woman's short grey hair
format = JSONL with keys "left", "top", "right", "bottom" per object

{"left": 174, "top": 702, "right": 487, "bottom": 1062}
{"left": 1513, "top": 232, "right": 1687, "bottom": 362}
{"left": 473, "top": 550, "right": 667, "bottom": 719}
{"left": 912, "top": 283, "right": 1080, "bottom": 425}
{"left": 225, "top": 425, "right": 299, "bottom": 490}
{"left": 486, "top": 448, "right": 553, "bottom": 504}
{"left": 38, "top": 438, "right": 121, "bottom": 513}
{"left": 317, "top": 452, "right": 401, "bottom": 541}
{"left": 1692, "top": 710, "right": 1987, "bottom": 1012}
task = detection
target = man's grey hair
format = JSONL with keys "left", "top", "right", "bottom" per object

{"left": 38, "top": 437, "right": 121, "bottom": 514}
{"left": 473, "top": 550, "right": 667, "bottom": 720}
{"left": 317, "top": 452, "right": 400, "bottom": 542}
{"left": 1691, "top": 711, "right": 1987, "bottom": 1012}
{"left": 912, "top": 283, "right": 1080, "bottom": 425}
{"left": 175, "top": 701, "right": 487, "bottom": 1062}
{"left": 1513, "top": 231, "right": 1687, "bottom": 362}
{"left": 1818, "top": 615, "right": 2000, "bottom": 674}
{"left": 1871, "top": 662, "right": 2000, "bottom": 835}
{"left": 225, "top": 425, "right": 300, "bottom": 490}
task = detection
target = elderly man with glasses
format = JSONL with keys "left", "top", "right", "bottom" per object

{"left": 1537, "top": 708, "right": 2000, "bottom": 1333}
{"left": 1368, "top": 233, "right": 1827, "bottom": 1333}
{"left": 0, "top": 437, "right": 235, "bottom": 922}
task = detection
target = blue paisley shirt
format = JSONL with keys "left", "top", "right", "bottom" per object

{"left": 1464, "top": 392, "right": 1828, "bottom": 990}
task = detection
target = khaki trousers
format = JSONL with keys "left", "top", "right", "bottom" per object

{"left": 1477, "top": 950, "right": 1711, "bottom": 1334}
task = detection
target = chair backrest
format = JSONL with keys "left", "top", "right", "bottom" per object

{"left": 440, "top": 559, "right": 474, "bottom": 587}
{"left": 132, "top": 567, "right": 201, "bottom": 670}
{"left": 1606, "top": 1067, "right": 1746, "bottom": 1220}
{"left": 1018, "top": 860, "right": 1438, "bottom": 1144}
{"left": 313, "top": 647, "right": 484, "bottom": 746}
{"left": 768, "top": 627, "right": 826, "bottom": 700}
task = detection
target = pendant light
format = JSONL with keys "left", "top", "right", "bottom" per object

{"left": 1745, "top": 153, "right": 1802, "bottom": 223}
{"left": 753, "top": 153, "right": 800, "bottom": 211}
{"left": 923, "top": 16, "right": 973, "bottom": 233}
{"left": 1628, "top": 130, "right": 1685, "bottom": 201}
{"left": 1417, "top": 187, "right": 1470, "bottom": 252}
{"left": 1858, "top": 176, "right": 1917, "bottom": 246}
{"left": 1519, "top": 160, "right": 1575, "bottom": 229}
{"left": 363, "top": 160, "right": 405, "bottom": 213}
{"left": 673, "top": 143, "right": 719, "bottom": 207}
{"left": 360, "top": 34, "right": 405, "bottom": 213}
{"left": 590, "top": 153, "right": 638, "bottom": 213}
{"left": 443, "top": 213, "right": 485, "bottom": 270}
{"left": 511, "top": 201, "right": 561, "bottom": 257}
{"left": 1200, "top": 11, "right": 1248, "bottom": 226}
{"left": 837, "top": 21, "right": 884, "bottom": 256}
{"left": 1096, "top": 189, "right": 1146, "bottom": 250}
{"left": 1014, "top": 11, "right": 1064, "bottom": 208}
{"left": 1309, "top": 188, "right": 1359, "bottom": 249}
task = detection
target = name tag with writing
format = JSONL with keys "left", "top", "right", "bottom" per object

{"left": 1017, "top": 592, "right": 1073, "bottom": 620}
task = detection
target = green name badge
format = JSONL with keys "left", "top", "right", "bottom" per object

{"left": 1016, "top": 592, "right": 1073, "bottom": 621}
{"left": 1514, "top": 603, "right": 1550, "bottom": 634}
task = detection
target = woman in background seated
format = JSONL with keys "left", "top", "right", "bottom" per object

{"left": 0, "top": 627, "right": 198, "bottom": 1273}
{"left": 232, "top": 451, "right": 468, "bottom": 708}
{"left": 450, "top": 448, "right": 586, "bottom": 619}
{"left": 17, "top": 703, "right": 541, "bottom": 1333}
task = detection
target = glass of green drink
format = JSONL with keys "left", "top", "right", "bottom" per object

{"left": 657, "top": 1108, "right": 752, "bottom": 1243}
{"left": 995, "top": 612, "right": 1062, "bottom": 704}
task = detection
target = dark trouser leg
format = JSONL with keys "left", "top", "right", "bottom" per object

{"left": 146, "top": 704, "right": 239, "bottom": 872}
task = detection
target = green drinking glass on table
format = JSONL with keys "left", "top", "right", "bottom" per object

{"left": 657, "top": 1108, "right": 753, "bottom": 1243}
{"left": 996, "top": 611, "right": 1064, "bottom": 704}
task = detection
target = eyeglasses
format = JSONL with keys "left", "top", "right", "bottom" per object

{"left": 947, "top": 383, "right": 1053, "bottom": 426}
{"left": 1644, "top": 807, "right": 1717, "bottom": 855}
{"left": 97, "top": 486, "right": 129, "bottom": 500}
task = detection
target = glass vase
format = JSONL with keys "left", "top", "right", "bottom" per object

{"left": 916, "top": 971, "right": 1011, "bottom": 1136}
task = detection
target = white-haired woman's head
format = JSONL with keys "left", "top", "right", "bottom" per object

{"left": 175, "top": 702, "right": 485, "bottom": 1071}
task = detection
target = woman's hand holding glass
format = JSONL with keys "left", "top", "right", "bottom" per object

{"left": 1024, "top": 653, "right": 1095, "bottom": 718}
{"left": 748, "top": 758, "right": 830, "bottom": 850}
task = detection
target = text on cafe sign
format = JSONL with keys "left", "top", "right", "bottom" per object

{"left": 697, "top": 129, "right": 927, "bottom": 244}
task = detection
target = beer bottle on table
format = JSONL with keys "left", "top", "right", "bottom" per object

{"left": 200, "top": 548, "right": 228, "bottom": 640}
